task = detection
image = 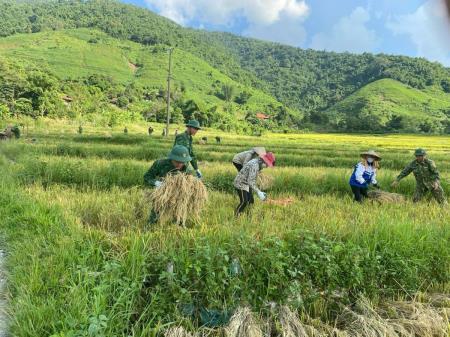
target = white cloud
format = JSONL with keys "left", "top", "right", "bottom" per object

{"left": 144, "top": 0, "right": 309, "bottom": 26}
{"left": 310, "top": 7, "right": 381, "bottom": 53}
{"left": 387, "top": 0, "right": 450, "bottom": 66}
{"left": 243, "top": 15, "right": 308, "bottom": 46}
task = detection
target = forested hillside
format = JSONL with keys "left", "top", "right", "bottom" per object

{"left": 0, "top": 29, "right": 297, "bottom": 131}
{"left": 0, "top": 0, "right": 449, "bottom": 132}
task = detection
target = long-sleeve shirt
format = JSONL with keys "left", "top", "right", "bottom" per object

{"left": 144, "top": 159, "right": 187, "bottom": 187}
{"left": 233, "top": 158, "right": 261, "bottom": 192}
{"left": 396, "top": 158, "right": 440, "bottom": 188}
{"left": 174, "top": 131, "right": 198, "bottom": 170}
{"left": 233, "top": 150, "right": 257, "bottom": 166}
{"left": 349, "top": 163, "right": 377, "bottom": 187}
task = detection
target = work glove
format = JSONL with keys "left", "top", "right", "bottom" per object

{"left": 391, "top": 180, "right": 399, "bottom": 188}
{"left": 154, "top": 181, "right": 163, "bottom": 188}
{"left": 196, "top": 170, "right": 203, "bottom": 179}
{"left": 256, "top": 190, "right": 267, "bottom": 201}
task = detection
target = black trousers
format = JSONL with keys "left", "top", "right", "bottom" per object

{"left": 233, "top": 162, "right": 243, "bottom": 171}
{"left": 235, "top": 189, "right": 255, "bottom": 215}
{"left": 233, "top": 162, "right": 254, "bottom": 206}
{"left": 351, "top": 185, "right": 368, "bottom": 202}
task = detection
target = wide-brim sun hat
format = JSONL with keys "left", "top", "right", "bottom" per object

{"left": 168, "top": 145, "right": 192, "bottom": 163}
{"left": 360, "top": 150, "right": 381, "bottom": 160}
{"left": 253, "top": 147, "right": 267, "bottom": 157}
{"left": 262, "top": 152, "right": 275, "bottom": 167}
{"left": 186, "top": 120, "right": 201, "bottom": 130}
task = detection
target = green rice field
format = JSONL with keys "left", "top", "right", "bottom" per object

{"left": 0, "top": 120, "right": 449, "bottom": 336}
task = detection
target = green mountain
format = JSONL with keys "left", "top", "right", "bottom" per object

{"left": 0, "top": 0, "right": 449, "bottom": 132}
{"left": 324, "top": 79, "right": 450, "bottom": 133}
{"left": 0, "top": 29, "right": 297, "bottom": 130}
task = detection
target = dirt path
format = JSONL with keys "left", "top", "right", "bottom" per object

{"left": 0, "top": 249, "right": 8, "bottom": 337}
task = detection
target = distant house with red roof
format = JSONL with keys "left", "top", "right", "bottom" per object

{"left": 256, "top": 113, "right": 270, "bottom": 120}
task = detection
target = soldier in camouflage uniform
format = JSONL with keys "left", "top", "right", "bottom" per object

{"left": 391, "top": 148, "right": 447, "bottom": 204}
{"left": 174, "top": 120, "right": 202, "bottom": 178}
{"left": 144, "top": 145, "right": 192, "bottom": 224}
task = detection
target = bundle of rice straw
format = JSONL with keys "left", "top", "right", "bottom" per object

{"left": 337, "top": 298, "right": 401, "bottom": 337}
{"left": 150, "top": 173, "right": 208, "bottom": 226}
{"left": 165, "top": 326, "right": 195, "bottom": 337}
{"left": 266, "top": 197, "right": 294, "bottom": 207}
{"left": 225, "top": 307, "right": 263, "bottom": 337}
{"left": 367, "top": 190, "right": 405, "bottom": 203}
{"left": 378, "top": 300, "right": 448, "bottom": 337}
{"left": 279, "top": 306, "right": 324, "bottom": 337}
{"left": 257, "top": 173, "right": 274, "bottom": 190}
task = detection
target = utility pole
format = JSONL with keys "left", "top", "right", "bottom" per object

{"left": 165, "top": 47, "right": 174, "bottom": 137}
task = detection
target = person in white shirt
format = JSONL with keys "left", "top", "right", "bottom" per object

{"left": 349, "top": 150, "right": 381, "bottom": 202}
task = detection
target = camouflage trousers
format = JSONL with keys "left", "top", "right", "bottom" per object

{"left": 413, "top": 182, "right": 447, "bottom": 204}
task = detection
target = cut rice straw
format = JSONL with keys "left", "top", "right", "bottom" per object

{"left": 165, "top": 326, "right": 195, "bottom": 337}
{"left": 225, "top": 307, "right": 263, "bottom": 337}
{"left": 257, "top": 173, "right": 274, "bottom": 190}
{"left": 150, "top": 173, "right": 208, "bottom": 226}
{"left": 367, "top": 190, "right": 405, "bottom": 203}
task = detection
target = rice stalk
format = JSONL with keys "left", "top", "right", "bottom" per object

{"left": 367, "top": 190, "right": 405, "bottom": 203}
{"left": 257, "top": 173, "right": 274, "bottom": 190}
{"left": 278, "top": 306, "right": 325, "bottom": 337}
{"left": 338, "top": 297, "right": 401, "bottom": 337}
{"left": 378, "top": 301, "right": 449, "bottom": 337}
{"left": 165, "top": 326, "right": 195, "bottom": 337}
{"left": 150, "top": 173, "right": 208, "bottom": 226}
{"left": 225, "top": 307, "right": 263, "bottom": 337}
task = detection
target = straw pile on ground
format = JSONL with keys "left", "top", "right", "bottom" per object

{"left": 266, "top": 197, "right": 295, "bottom": 207}
{"left": 257, "top": 173, "right": 274, "bottom": 190}
{"left": 279, "top": 306, "right": 324, "bottom": 337}
{"left": 378, "top": 300, "right": 449, "bottom": 337}
{"left": 226, "top": 307, "right": 263, "bottom": 337}
{"left": 165, "top": 297, "right": 448, "bottom": 337}
{"left": 367, "top": 190, "right": 405, "bottom": 203}
{"left": 150, "top": 173, "right": 208, "bottom": 226}
{"left": 338, "top": 298, "right": 404, "bottom": 337}
{"left": 165, "top": 326, "right": 195, "bottom": 337}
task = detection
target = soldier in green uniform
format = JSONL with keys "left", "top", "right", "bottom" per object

{"left": 144, "top": 145, "right": 192, "bottom": 224}
{"left": 391, "top": 148, "right": 447, "bottom": 204}
{"left": 174, "top": 120, "right": 202, "bottom": 179}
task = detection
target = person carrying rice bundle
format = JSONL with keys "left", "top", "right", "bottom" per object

{"left": 144, "top": 145, "right": 192, "bottom": 224}
{"left": 349, "top": 150, "right": 381, "bottom": 202}
{"left": 391, "top": 148, "right": 447, "bottom": 205}
{"left": 233, "top": 152, "right": 275, "bottom": 216}
{"left": 232, "top": 147, "right": 266, "bottom": 172}
{"left": 174, "top": 120, "right": 202, "bottom": 179}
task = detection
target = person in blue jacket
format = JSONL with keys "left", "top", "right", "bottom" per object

{"left": 349, "top": 150, "right": 381, "bottom": 202}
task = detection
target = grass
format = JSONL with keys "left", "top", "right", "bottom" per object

{"left": 0, "top": 120, "right": 449, "bottom": 336}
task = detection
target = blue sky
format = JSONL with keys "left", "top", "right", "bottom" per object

{"left": 121, "top": 0, "right": 450, "bottom": 66}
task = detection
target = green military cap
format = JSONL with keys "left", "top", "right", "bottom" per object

{"left": 168, "top": 145, "right": 192, "bottom": 163}
{"left": 186, "top": 120, "right": 201, "bottom": 129}
{"left": 414, "top": 148, "right": 427, "bottom": 156}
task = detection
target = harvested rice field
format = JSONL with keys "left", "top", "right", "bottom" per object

{"left": 0, "top": 120, "right": 449, "bottom": 336}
